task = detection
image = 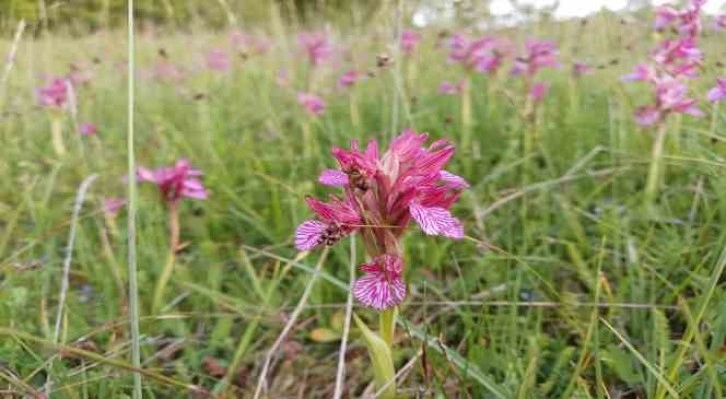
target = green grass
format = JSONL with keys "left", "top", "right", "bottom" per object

{"left": 1, "top": 9, "right": 725, "bottom": 398}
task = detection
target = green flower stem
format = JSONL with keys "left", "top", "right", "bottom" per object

{"left": 51, "top": 114, "right": 66, "bottom": 156}
{"left": 644, "top": 122, "right": 668, "bottom": 209}
{"left": 379, "top": 306, "right": 398, "bottom": 347}
{"left": 353, "top": 313, "right": 396, "bottom": 399}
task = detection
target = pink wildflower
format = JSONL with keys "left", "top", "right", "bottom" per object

{"left": 511, "top": 39, "right": 559, "bottom": 78}
{"left": 338, "top": 69, "right": 360, "bottom": 89}
{"left": 529, "top": 82, "right": 549, "bottom": 102}
{"left": 137, "top": 159, "right": 208, "bottom": 206}
{"left": 229, "top": 30, "right": 271, "bottom": 54}
{"left": 715, "top": 14, "right": 726, "bottom": 31}
{"left": 206, "top": 49, "right": 230, "bottom": 72}
{"left": 79, "top": 123, "right": 98, "bottom": 136}
{"left": 295, "top": 129, "right": 468, "bottom": 309}
{"left": 652, "top": 38, "right": 702, "bottom": 79}
{"left": 103, "top": 197, "right": 125, "bottom": 217}
{"left": 400, "top": 29, "right": 421, "bottom": 56}
{"left": 635, "top": 77, "right": 702, "bottom": 126}
{"left": 298, "top": 32, "right": 333, "bottom": 67}
{"left": 573, "top": 61, "right": 592, "bottom": 77}
{"left": 448, "top": 33, "right": 509, "bottom": 74}
{"left": 437, "top": 80, "right": 466, "bottom": 95}
{"left": 707, "top": 77, "right": 726, "bottom": 102}
{"left": 621, "top": 63, "right": 658, "bottom": 82}
{"left": 37, "top": 78, "right": 69, "bottom": 109}
{"left": 154, "top": 60, "right": 184, "bottom": 83}
{"left": 353, "top": 254, "right": 407, "bottom": 310}
{"left": 297, "top": 92, "right": 326, "bottom": 116}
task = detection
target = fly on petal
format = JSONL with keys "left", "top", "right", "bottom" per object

{"left": 295, "top": 220, "right": 326, "bottom": 251}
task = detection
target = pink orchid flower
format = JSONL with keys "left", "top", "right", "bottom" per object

{"left": 573, "top": 62, "right": 592, "bottom": 77}
{"left": 298, "top": 32, "right": 333, "bottom": 67}
{"left": 529, "top": 82, "right": 550, "bottom": 102}
{"left": 635, "top": 77, "right": 703, "bottom": 126}
{"left": 448, "top": 33, "right": 509, "bottom": 74}
{"left": 400, "top": 29, "right": 421, "bottom": 56}
{"left": 79, "top": 123, "right": 98, "bottom": 136}
{"left": 297, "top": 92, "right": 326, "bottom": 116}
{"left": 295, "top": 129, "right": 468, "bottom": 309}
{"left": 715, "top": 14, "right": 726, "bottom": 31}
{"left": 205, "top": 49, "right": 230, "bottom": 72}
{"left": 103, "top": 197, "right": 126, "bottom": 218}
{"left": 37, "top": 78, "right": 69, "bottom": 109}
{"left": 137, "top": 159, "right": 208, "bottom": 206}
{"left": 338, "top": 69, "right": 360, "bottom": 89}
{"left": 511, "top": 39, "right": 560, "bottom": 78}
{"left": 437, "top": 80, "right": 466, "bottom": 95}
{"left": 707, "top": 77, "right": 726, "bottom": 102}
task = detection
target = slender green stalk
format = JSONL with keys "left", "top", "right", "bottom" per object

{"left": 126, "top": 1, "right": 142, "bottom": 397}
{"left": 644, "top": 122, "right": 668, "bottom": 209}
{"left": 50, "top": 114, "right": 65, "bottom": 156}
{"left": 379, "top": 306, "right": 397, "bottom": 347}
{"left": 460, "top": 76, "right": 472, "bottom": 150}
{"left": 152, "top": 202, "right": 179, "bottom": 313}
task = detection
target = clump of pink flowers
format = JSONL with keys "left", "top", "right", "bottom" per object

{"left": 37, "top": 78, "right": 69, "bottom": 109}
{"left": 295, "top": 129, "right": 468, "bottom": 309}
{"left": 338, "top": 69, "right": 361, "bottom": 89}
{"left": 297, "top": 92, "right": 326, "bottom": 116}
{"left": 708, "top": 78, "right": 726, "bottom": 102}
{"left": 714, "top": 14, "right": 726, "bottom": 31}
{"left": 400, "top": 29, "right": 420, "bottom": 56}
{"left": 137, "top": 159, "right": 208, "bottom": 207}
{"left": 623, "top": 0, "right": 705, "bottom": 126}
{"left": 511, "top": 39, "right": 560, "bottom": 78}
{"left": 573, "top": 61, "right": 592, "bottom": 77}
{"left": 79, "top": 122, "right": 98, "bottom": 136}
{"left": 448, "top": 33, "right": 509, "bottom": 74}
{"left": 298, "top": 32, "right": 334, "bottom": 67}
{"left": 437, "top": 80, "right": 465, "bottom": 95}
{"left": 205, "top": 48, "right": 231, "bottom": 72}
{"left": 228, "top": 29, "right": 272, "bottom": 55}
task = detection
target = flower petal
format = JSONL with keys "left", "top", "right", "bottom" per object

{"left": 294, "top": 220, "right": 326, "bottom": 251}
{"left": 439, "top": 170, "right": 470, "bottom": 189}
{"left": 318, "top": 169, "right": 349, "bottom": 187}
{"left": 353, "top": 273, "right": 406, "bottom": 310}
{"left": 409, "top": 202, "right": 464, "bottom": 239}
{"left": 353, "top": 255, "right": 406, "bottom": 310}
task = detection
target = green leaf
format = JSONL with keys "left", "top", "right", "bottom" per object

{"left": 353, "top": 313, "right": 396, "bottom": 399}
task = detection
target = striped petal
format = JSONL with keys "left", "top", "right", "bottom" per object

{"left": 294, "top": 220, "right": 326, "bottom": 251}
{"left": 353, "top": 255, "right": 406, "bottom": 310}
{"left": 318, "top": 169, "right": 349, "bottom": 187}
{"left": 409, "top": 201, "right": 464, "bottom": 239}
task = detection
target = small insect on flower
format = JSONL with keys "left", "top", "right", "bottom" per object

{"left": 137, "top": 159, "right": 208, "bottom": 206}
{"left": 295, "top": 129, "right": 468, "bottom": 309}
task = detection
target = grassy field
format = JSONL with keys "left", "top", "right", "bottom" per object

{"left": 0, "top": 4, "right": 725, "bottom": 398}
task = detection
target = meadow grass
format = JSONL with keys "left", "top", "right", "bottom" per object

{"left": 0, "top": 9, "right": 725, "bottom": 398}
